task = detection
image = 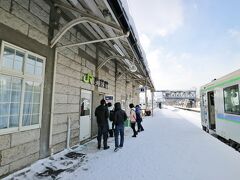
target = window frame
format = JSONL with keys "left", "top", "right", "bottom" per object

{"left": 223, "top": 84, "right": 240, "bottom": 115}
{"left": 0, "top": 41, "right": 45, "bottom": 135}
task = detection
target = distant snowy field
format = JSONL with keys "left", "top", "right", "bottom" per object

{"left": 5, "top": 106, "right": 240, "bottom": 180}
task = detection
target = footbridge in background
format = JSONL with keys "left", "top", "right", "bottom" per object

{"left": 154, "top": 90, "right": 197, "bottom": 107}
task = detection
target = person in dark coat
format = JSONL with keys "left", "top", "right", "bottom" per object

{"left": 113, "top": 102, "right": 127, "bottom": 151}
{"left": 95, "top": 99, "right": 109, "bottom": 150}
{"left": 136, "top": 105, "right": 144, "bottom": 132}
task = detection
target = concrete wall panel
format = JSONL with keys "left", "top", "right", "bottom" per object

{"left": 0, "top": 135, "right": 10, "bottom": 151}
{"left": 0, "top": 165, "right": 9, "bottom": 177}
{"left": 11, "top": 129, "right": 40, "bottom": 147}
{"left": 30, "top": 1, "right": 49, "bottom": 24}
{"left": 0, "top": 0, "right": 11, "bottom": 11}
{"left": 28, "top": 26, "right": 48, "bottom": 45}
{"left": 9, "top": 152, "right": 39, "bottom": 172}
{"left": 0, "top": 8, "right": 29, "bottom": 35}
{"left": 11, "top": 1, "right": 48, "bottom": 35}
{"left": 1, "top": 140, "right": 39, "bottom": 166}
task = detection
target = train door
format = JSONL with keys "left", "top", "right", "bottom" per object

{"left": 207, "top": 91, "right": 216, "bottom": 130}
{"left": 200, "top": 93, "right": 208, "bottom": 130}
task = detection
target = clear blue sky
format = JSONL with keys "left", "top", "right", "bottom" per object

{"left": 127, "top": 0, "right": 240, "bottom": 90}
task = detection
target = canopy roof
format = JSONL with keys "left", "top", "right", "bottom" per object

{"left": 50, "top": 0, "right": 155, "bottom": 90}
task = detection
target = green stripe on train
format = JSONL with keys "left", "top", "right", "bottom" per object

{"left": 201, "top": 76, "right": 240, "bottom": 92}
{"left": 217, "top": 118, "right": 240, "bottom": 124}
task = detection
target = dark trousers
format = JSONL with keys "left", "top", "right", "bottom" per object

{"left": 97, "top": 125, "right": 108, "bottom": 148}
{"left": 108, "top": 122, "right": 114, "bottom": 137}
{"left": 130, "top": 122, "right": 137, "bottom": 136}
{"left": 108, "top": 129, "right": 114, "bottom": 137}
{"left": 114, "top": 124, "right": 124, "bottom": 148}
{"left": 137, "top": 121, "right": 144, "bottom": 131}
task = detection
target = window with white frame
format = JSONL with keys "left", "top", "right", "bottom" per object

{"left": 0, "top": 41, "right": 45, "bottom": 132}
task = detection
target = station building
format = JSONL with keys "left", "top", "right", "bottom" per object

{"left": 0, "top": 0, "right": 154, "bottom": 177}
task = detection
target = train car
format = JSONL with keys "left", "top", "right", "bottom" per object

{"left": 200, "top": 69, "right": 240, "bottom": 145}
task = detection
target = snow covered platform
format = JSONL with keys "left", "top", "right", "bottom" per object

{"left": 4, "top": 106, "right": 240, "bottom": 180}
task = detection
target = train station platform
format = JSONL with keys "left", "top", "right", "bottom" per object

{"left": 174, "top": 106, "right": 201, "bottom": 112}
{"left": 5, "top": 107, "right": 240, "bottom": 180}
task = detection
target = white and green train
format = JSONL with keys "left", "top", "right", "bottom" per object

{"left": 200, "top": 69, "right": 240, "bottom": 146}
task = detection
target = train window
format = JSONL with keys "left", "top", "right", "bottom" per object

{"left": 223, "top": 85, "right": 240, "bottom": 115}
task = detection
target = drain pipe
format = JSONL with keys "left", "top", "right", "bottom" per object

{"left": 67, "top": 116, "right": 71, "bottom": 150}
{"left": 49, "top": 48, "right": 73, "bottom": 154}
{"left": 49, "top": 48, "right": 58, "bottom": 155}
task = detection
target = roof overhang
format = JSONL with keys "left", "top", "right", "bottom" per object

{"left": 49, "top": 0, "right": 154, "bottom": 90}
{"left": 106, "top": 0, "right": 155, "bottom": 91}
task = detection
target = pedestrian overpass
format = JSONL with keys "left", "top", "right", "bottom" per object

{"left": 140, "top": 89, "right": 197, "bottom": 116}
{"left": 154, "top": 90, "right": 197, "bottom": 107}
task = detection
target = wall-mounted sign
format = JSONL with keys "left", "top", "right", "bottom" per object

{"left": 105, "top": 95, "right": 114, "bottom": 104}
{"left": 83, "top": 73, "right": 108, "bottom": 89}
{"left": 140, "top": 86, "right": 147, "bottom": 92}
{"left": 83, "top": 73, "right": 94, "bottom": 84}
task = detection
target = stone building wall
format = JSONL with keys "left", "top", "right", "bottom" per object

{"left": 0, "top": 0, "right": 142, "bottom": 177}
{"left": 0, "top": 0, "right": 51, "bottom": 177}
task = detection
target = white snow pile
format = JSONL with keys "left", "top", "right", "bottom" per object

{"left": 3, "top": 147, "right": 87, "bottom": 180}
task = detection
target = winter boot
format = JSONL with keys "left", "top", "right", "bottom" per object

{"left": 104, "top": 146, "right": 110, "bottom": 150}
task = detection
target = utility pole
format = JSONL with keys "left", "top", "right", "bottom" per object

{"left": 145, "top": 79, "right": 148, "bottom": 108}
{"left": 151, "top": 91, "right": 154, "bottom": 116}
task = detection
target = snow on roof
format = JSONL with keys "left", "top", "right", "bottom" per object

{"left": 120, "top": 0, "right": 151, "bottom": 74}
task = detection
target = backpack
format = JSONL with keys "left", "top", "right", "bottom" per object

{"left": 135, "top": 108, "right": 142, "bottom": 122}
{"left": 130, "top": 109, "right": 136, "bottom": 122}
{"left": 109, "top": 110, "right": 115, "bottom": 122}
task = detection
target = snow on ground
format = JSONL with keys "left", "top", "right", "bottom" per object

{"left": 61, "top": 106, "right": 240, "bottom": 180}
{"left": 5, "top": 106, "right": 240, "bottom": 180}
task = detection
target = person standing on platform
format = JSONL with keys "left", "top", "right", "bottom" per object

{"left": 136, "top": 105, "right": 144, "bottom": 132}
{"left": 95, "top": 99, "right": 109, "bottom": 150}
{"left": 113, "top": 102, "right": 127, "bottom": 151}
{"left": 129, "top": 103, "right": 138, "bottom": 137}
